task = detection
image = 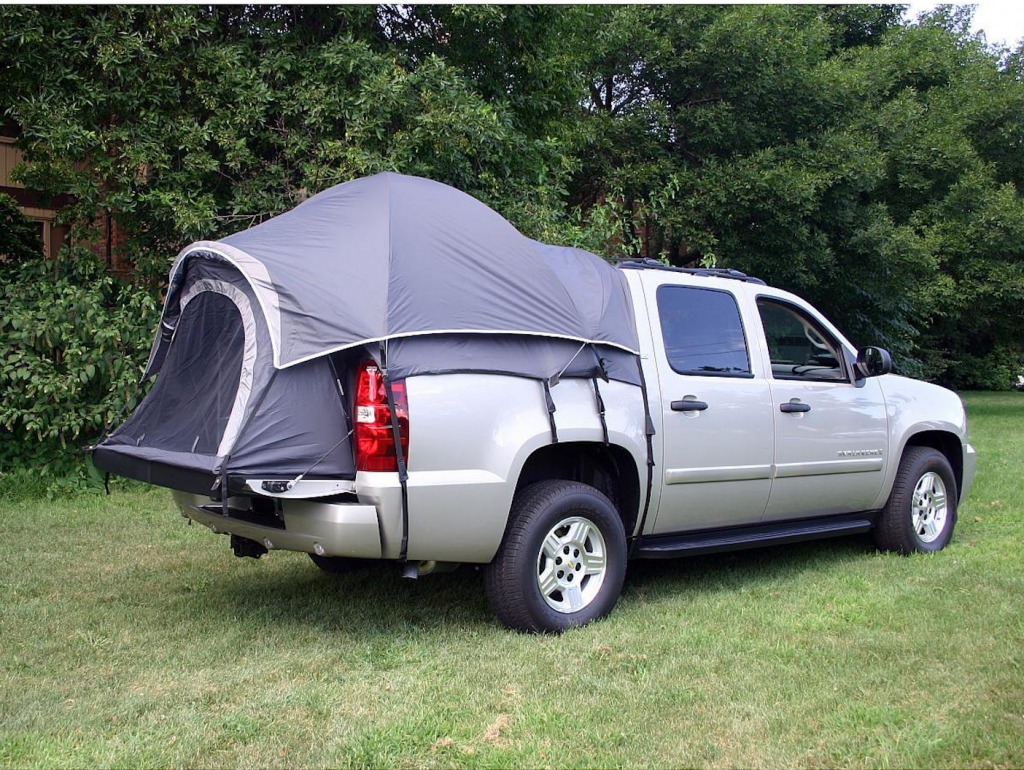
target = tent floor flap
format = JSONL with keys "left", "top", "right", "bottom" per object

{"left": 92, "top": 445, "right": 221, "bottom": 496}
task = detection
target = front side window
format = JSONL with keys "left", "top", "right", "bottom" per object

{"left": 656, "top": 285, "right": 751, "bottom": 376}
{"left": 756, "top": 298, "right": 846, "bottom": 381}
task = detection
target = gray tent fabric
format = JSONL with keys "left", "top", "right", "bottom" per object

{"left": 150, "top": 172, "right": 639, "bottom": 373}
{"left": 99, "top": 258, "right": 356, "bottom": 482}
{"left": 531, "top": 240, "right": 639, "bottom": 348}
{"left": 96, "top": 172, "right": 644, "bottom": 491}
{"left": 385, "top": 335, "right": 641, "bottom": 386}
{"left": 225, "top": 356, "right": 353, "bottom": 478}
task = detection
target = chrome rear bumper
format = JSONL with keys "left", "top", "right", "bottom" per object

{"left": 172, "top": 490, "right": 382, "bottom": 559}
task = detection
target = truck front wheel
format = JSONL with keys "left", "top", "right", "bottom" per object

{"left": 874, "top": 446, "right": 958, "bottom": 554}
{"left": 484, "top": 480, "right": 627, "bottom": 633}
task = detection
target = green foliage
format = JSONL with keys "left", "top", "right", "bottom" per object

{"left": 1, "top": 4, "right": 1024, "bottom": 475}
{"left": 0, "top": 248, "right": 159, "bottom": 474}
{"left": 0, "top": 193, "right": 41, "bottom": 264}
{"left": 569, "top": 5, "right": 1024, "bottom": 380}
{"left": 0, "top": 5, "right": 573, "bottom": 278}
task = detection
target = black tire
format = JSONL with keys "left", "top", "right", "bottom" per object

{"left": 874, "top": 446, "right": 958, "bottom": 554}
{"left": 309, "top": 553, "right": 370, "bottom": 574}
{"left": 483, "top": 480, "right": 627, "bottom": 633}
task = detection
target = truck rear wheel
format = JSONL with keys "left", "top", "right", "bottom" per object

{"left": 484, "top": 480, "right": 627, "bottom": 633}
{"left": 874, "top": 446, "right": 957, "bottom": 554}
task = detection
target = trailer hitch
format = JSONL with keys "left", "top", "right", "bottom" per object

{"left": 230, "top": 534, "right": 268, "bottom": 559}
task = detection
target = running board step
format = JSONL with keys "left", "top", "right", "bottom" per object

{"left": 635, "top": 515, "right": 875, "bottom": 559}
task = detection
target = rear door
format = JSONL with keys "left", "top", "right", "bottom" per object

{"left": 643, "top": 275, "right": 776, "bottom": 533}
{"left": 751, "top": 295, "right": 888, "bottom": 520}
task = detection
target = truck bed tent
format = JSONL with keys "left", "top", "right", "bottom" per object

{"left": 92, "top": 172, "right": 643, "bottom": 494}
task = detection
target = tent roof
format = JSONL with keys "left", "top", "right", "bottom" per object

{"left": 162, "top": 172, "right": 639, "bottom": 370}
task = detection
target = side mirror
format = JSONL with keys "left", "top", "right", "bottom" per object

{"left": 856, "top": 346, "right": 892, "bottom": 378}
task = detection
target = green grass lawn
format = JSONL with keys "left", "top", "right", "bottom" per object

{"left": 2, "top": 392, "right": 1022, "bottom": 769}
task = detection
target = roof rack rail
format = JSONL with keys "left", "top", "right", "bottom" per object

{"left": 617, "top": 258, "right": 767, "bottom": 286}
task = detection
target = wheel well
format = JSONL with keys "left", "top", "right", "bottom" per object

{"left": 516, "top": 442, "right": 641, "bottom": 536}
{"left": 904, "top": 430, "right": 963, "bottom": 495}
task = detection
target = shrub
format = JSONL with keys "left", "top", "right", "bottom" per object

{"left": 0, "top": 248, "right": 159, "bottom": 475}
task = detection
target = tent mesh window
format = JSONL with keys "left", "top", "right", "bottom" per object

{"left": 118, "top": 291, "right": 245, "bottom": 456}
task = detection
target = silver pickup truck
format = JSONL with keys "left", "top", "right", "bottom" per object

{"left": 93, "top": 174, "right": 975, "bottom": 633}
{"left": 169, "top": 260, "right": 974, "bottom": 633}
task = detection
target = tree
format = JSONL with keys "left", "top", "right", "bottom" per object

{"left": 0, "top": 4, "right": 584, "bottom": 470}
{"left": 0, "top": 193, "right": 41, "bottom": 264}
{"left": 0, "top": 5, "right": 574, "bottom": 279}
{"left": 0, "top": 3, "right": 1022, "bottom": 474}
{"left": 566, "top": 4, "right": 1024, "bottom": 380}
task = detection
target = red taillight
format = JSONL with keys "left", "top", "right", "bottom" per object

{"left": 354, "top": 360, "right": 409, "bottom": 472}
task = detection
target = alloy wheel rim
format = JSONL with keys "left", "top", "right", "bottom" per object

{"left": 536, "top": 516, "right": 607, "bottom": 614}
{"left": 911, "top": 471, "right": 948, "bottom": 544}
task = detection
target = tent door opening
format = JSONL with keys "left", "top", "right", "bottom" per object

{"left": 120, "top": 284, "right": 255, "bottom": 460}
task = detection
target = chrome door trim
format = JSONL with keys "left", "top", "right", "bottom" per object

{"left": 665, "top": 464, "right": 774, "bottom": 485}
{"left": 773, "top": 457, "right": 884, "bottom": 478}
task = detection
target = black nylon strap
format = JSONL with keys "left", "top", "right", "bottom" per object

{"left": 591, "top": 344, "right": 611, "bottom": 383}
{"left": 380, "top": 347, "right": 410, "bottom": 561}
{"left": 592, "top": 378, "right": 609, "bottom": 445}
{"left": 631, "top": 354, "right": 656, "bottom": 554}
{"left": 541, "top": 380, "right": 558, "bottom": 443}
{"left": 220, "top": 467, "right": 230, "bottom": 517}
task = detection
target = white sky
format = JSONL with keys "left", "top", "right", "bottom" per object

{"left": 904, "top": 1, "right": 1024, "bottom": 49}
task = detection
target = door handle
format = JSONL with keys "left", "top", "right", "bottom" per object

{"left": 780, "top": 401, "right": 811, "bottom": 413}
{"left": 671, "top": 399, "right": 709, "bottom": 412}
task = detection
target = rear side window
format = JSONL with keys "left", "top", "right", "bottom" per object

{"left": 656, "top": 285, "right": 751, "bottom": 376}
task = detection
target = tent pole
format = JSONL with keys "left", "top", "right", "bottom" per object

{"left": 327, "top": 354, "right": 354, "bottom": 438}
